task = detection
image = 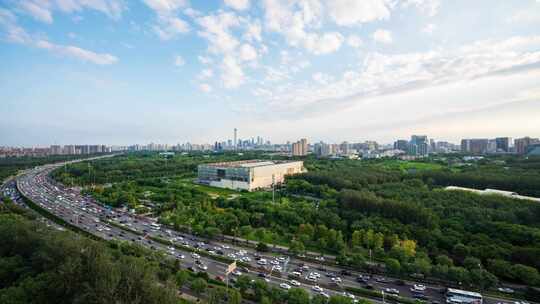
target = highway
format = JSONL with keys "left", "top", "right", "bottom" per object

{"left": 11, "top": 159, "right": 522, "bottom": 304}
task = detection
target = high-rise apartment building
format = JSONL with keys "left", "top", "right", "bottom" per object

{"left": 292, "top": 138, "right": 308, "bottom": 156}
{"left": 394, "top": 140, "right": 409, "bottom": 152}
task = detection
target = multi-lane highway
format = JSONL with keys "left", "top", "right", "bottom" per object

{"left": 12, "top": 159, "right": 523, "bottom": 304}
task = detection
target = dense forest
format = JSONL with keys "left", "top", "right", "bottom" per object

{"left": 51, "top": 153, "right": 540, "bottom": 289}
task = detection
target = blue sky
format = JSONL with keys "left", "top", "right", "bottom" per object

{"left": 1, "top": 0, "right": 540, "bottom": 146}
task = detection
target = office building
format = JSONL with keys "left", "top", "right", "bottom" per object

{"left": 409, "top": 135, "right": 429, "bottom": 156}
{"left": 393, "top": 140, "right": 409, "bottom": 152}
{"left": 461, "top": 139, "right": 489, "bottom": 154}
{"left": 197, "top": 160, "right": 305, "bottom": 191}
{"left": 495, "top": 137, "right": 510, "bottom": 152}
{"left": 515, "top": 137, "right": 540, "bottom": 155}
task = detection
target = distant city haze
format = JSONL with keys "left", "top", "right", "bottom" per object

{"left": 1, "top": 1, "right": 539, "bottom": 145}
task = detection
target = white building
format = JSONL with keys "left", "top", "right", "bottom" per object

{"left": 197, "top": 160, "right": 306, "bottom": 191}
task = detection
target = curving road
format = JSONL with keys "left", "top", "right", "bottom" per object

{"left": 12, "top": 158, "right": 521, "bottom": 304}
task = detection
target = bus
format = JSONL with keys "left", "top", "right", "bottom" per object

{"left": 446, "top": 288, "right": 482, "bottom": 304}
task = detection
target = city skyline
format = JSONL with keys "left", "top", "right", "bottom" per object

{"left": 1, "top": 0, "right": 540, "bottom": 145}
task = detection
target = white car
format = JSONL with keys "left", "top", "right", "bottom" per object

{"left": 257, "top": 259, "right": 268, "bottom": 265}
{"left": 291, "top": 271, "right": 301, "bottom": 277}
{"left": 191, "top": 253, "right": 200, "bottom": 259}
{"left": 197, "top": 264, "right": 208, "bottom": 270}
{"left": 320, "top": 292, "right": 330, "bottom": 298}
{"left": 312, "top": 286, "right": 323, "bottom": 292}
{"left": 412, "top": 284, "right": 426, "bottom": 292}
{"left": 271, "top": 260, "right": 280, "bottom": 265}
{"left": 497, "top": 287, "right": 514, "bottom": 294}
{"left": 384, "top": 288, "right": 399, "bottom": 295}
{"left": 273, "top": 265, "right": 282, "bottom": 271}
{"left": 232, "top": 270, "right": 242, "bottom": 276}
{"left": 280, "top": 283, "right": 291, "bottom": 290}
{"left": 290, "top": 280, "right": 301, "bottom": 286}
{"left": 331, "top": 277, "right": 342, "bottom": 283}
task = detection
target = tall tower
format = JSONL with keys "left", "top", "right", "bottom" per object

{"left": 234, "top": 128, "right": 237, "bottom": 150}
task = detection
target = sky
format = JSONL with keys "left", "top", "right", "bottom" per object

{"left": 1, "top": 0, "right": 540, "bottom": 146}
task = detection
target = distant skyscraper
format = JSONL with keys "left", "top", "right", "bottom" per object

{"left": 495, "top": 137, "right": 510, "bottom": 152}
{"left": 394, "top": 140, "right": 409, "bottom": 152}
{"left": 515, "top": 137, "right": 540, "bottom": 154}
{"left": 233, "top": 128, "right": 237, "bottom": 150}
{"left": 292, "top": 138, "right": 308, "bottom": 156}
{"left": 461, "top": 139, "right": 489, "bottom": 154}
{"left": 409, "top": 135, "right": 429, "bottom": 156}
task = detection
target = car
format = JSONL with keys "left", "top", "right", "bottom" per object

{"left": 340, "top": 270, "right": 352, "bottom": 276}
{"left": 258, "top": 273, "right": 267, "bottom": 278}
{"left": 375, "top": 277, "right": 390, "bottom": 283}
{"left": 356, "top": 276, "right": 369, "bottom": 283}
{"left": 331, "top": 277, "right": 342, "bottom": 283}
{"left": 305, "top": 275, "right": 317, "bottom": 282}
{"left": 320, "top": 292, "right": 330, "bottom": 298}
{"left": 411, "top": 284, "right": 427, "bottom": 292}
{"left": 364, "top": 284, "right": 374, "bottom": 290}
{"left": 191, "top": 253, "right": 200, "bottom": 259}
{"left": 384, "top": 288, "right": 399, "bottom": 295}
{"left": 232, "top": 270, "right": 242, "bottom": 276}
{"left": 197, "top": 264, "right": 208, "bottom": 270}
{"left": 312, "top": 286, "right": 323, "bottom": 292}
{"left": 315, "top": 256, "right": 325, "bottom": 261}
{"left": 413, "top": 293, "right": 429, "bottom": 300}
{"left": 290, "top": 280, "right": 300, "bottom": 286}
{"left": 325, "top": 272, "right": 336, "bottom": 278}
{"left": 280, "top": 283, "right": 291, "bottom": 290}
{"left": 497, "top": 287, "right": 514, "bottom": 294}
{"left": 291, "top": 271, "right": 302, "bottom": 277}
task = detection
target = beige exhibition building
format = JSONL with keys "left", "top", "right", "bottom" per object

{"left": 197, "top": 160, "right": 305, "bottom": 191}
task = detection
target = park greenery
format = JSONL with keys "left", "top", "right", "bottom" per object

{"left": 51, "top": 152, "right": 540, "bottom": 289}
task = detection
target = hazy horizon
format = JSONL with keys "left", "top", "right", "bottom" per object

{"left": 1, "top": 0, "right": 540, "bottom": 146}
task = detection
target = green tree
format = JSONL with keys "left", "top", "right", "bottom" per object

{"left": 287, "top": 288, "right": 310, "bottom": 304}
{"left": 175, "top": 270, "right": 190, "bottom": 288}
{"left": 191, "top": 278, "right": 207, "bottom": 296}
{"left": 385, "top": 258, "right": 401, "bottom": 275}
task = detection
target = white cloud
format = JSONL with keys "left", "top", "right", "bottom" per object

{"left": 327, "top": 0, "right": 391, "bottom": 26}
{"left": 199, "top": 83, "right": 212, "bottom": 92}
{"left": 142, "top": 0, "right": 187, "bottom": 15}
{"left": 243, "top": 20, "right": 262, "bottom": 42}
{"left": 312, "top": 72, "right": 334, "bottom": 84}
{"left": 36, "top": 40, "right": 118, "bottom": 65}
{"left": 347, "top": 34, "right": 362, "bottom": 48}
{"left": 239, "top": 43, "right": 257, "bottom": 61}
{"left": 198, "top": 55, "right": 213, "bottom": 64}
{"left": 401, "top": 0, "right": 440, "bottom": 17}
{"left": 197, "top": 11, "right": 241, "bottom": 54}
{"left": 143, "top": 0, "right": 190, "bottom": 40}
{"left": 304, "top": 32, "right": 344, "bottom": 54}
{"left": 422, "top": 23, "right": 436, "bottom": 34}
{"left": 253, "top": 35, "right": 540, "bottom": 115}
{"left": 224, "top": 0, "right": 250, "bottom": 11}
{"left": 263, "top": 0, "right": 343, "bottom": 55}
{"left": 153, "top": 16, "right": 189, "bottom": 40}
{"left": 18, "top": 1, "right": 53, "bottom": 23}
{"left": 0, "top": 9, "right": 117, "bottom": 65}
{"left": 198, "top": 68, "right": 214, "bottom": 80}
{"left": 221, "top": 55, "right": 245, "bottom": 88}
{"left": 14, "top": 0, "right": 125, "bottom": 23}
{"left": 174, "top": 55, "right": 185, "bottom": 66}
{"left": 372, "top": 29, "right": 392, "bottom": 44}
